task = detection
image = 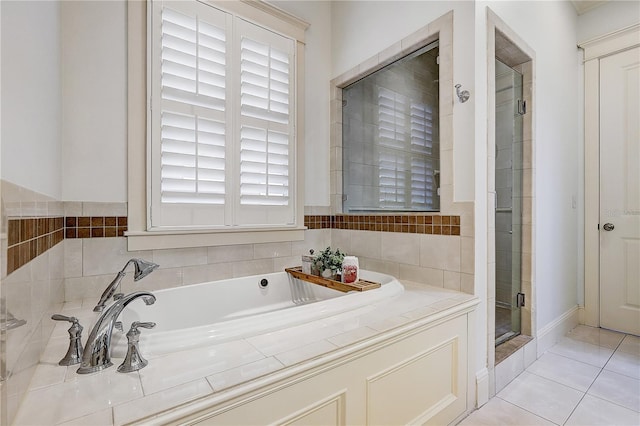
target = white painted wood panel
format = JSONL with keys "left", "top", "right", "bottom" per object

{"left": 600, "top": 46, "right": 640, "bottom": 335}
{"left": 176, "top": 314, "right": 469, "bottom": 425}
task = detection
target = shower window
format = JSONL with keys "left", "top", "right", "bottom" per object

{"left": 342, "top": 41, "right": 440, "bottom": 213}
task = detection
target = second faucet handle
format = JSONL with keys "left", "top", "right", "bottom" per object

{"left": 117, "top": 321, "right": 156, "bottom": 373}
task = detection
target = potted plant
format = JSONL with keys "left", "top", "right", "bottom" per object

{"left": 313, "top": 247, "right": 345, "bottom": 280}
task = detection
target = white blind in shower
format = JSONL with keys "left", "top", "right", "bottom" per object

{"left": 377, "top": 87, "right": 438, "bottom": 210}
{"left": 150, "top": 1, "right": 295, "bottom": 228}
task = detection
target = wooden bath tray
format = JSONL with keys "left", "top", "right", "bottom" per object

{"left": 285, "top": 267, "right": 381, "bottom": 292}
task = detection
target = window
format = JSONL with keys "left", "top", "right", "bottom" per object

{"left": 342, "top": 41, "right": 440, "bottom": 213}
{"left": 149, "top": 0, "right": 297, "bottom": 230}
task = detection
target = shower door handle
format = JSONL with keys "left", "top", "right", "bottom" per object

{"left": 603, "top": 223, "right": 615, "bottom": 231}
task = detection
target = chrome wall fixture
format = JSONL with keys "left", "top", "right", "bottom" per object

{"left": 455, "top": 84, "right": 470, "bottom": 103}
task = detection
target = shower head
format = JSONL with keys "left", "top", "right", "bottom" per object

{"left": 131, "top": 259, "right": 159, "bottom": 281}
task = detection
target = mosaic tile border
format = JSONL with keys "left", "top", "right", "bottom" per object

{"left": 7, "top": 217, "right": 65, "bottom": 274}
{"left": 304, "top": 214, "right": 461, "bottom": 235}
{"left": 6, "top": 216, "right": 129, "bottom": 275}
{"left": 64, "top": 216, "right": 128, "bottom": 239}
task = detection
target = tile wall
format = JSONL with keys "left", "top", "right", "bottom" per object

{"left": 305, "top": 214, "right": 461, "bottom": 235}
{"left": 1, "top": 181, "right": 65, "bottom": 425}
{"left": 62, "top": 203, "right": 332, "bottom": 302}
{"left": 342, "top": 47, "right": 440, "bottom": 212}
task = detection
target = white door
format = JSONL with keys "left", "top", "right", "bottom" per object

{"left": 600, "top": 46, "right": 640, "bottom": 335}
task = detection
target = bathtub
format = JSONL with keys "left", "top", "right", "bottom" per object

{"left": 112, "top": 269, "right": 404, "bottom": 356}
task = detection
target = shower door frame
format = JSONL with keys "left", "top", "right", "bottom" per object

{"left": 486, "top": 8, "right": 536, "bottom": 395}
{"left": 494, "top": 58, "right": 525, "bottom": 346}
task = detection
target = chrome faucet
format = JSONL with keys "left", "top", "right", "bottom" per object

{"left": 93, "top": 258, "right": 159, "bottom": 312}
{"left": 77, "top": 291, "right": 156, "bottom": 374}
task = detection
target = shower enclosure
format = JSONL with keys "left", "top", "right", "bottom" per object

{"left": 495, "top": 59, "right": 524, "bottom": 345}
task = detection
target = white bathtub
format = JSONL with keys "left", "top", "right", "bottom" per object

{"left": 112, "top": 269, "right": 404, "bottom": 356}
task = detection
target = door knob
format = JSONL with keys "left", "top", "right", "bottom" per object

{"left": 603, "top": 223, "right": 615, "bottom": 231}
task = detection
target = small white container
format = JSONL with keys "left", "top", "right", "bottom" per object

{"left": 301, "top": 249, "right": 315, "bottom": 274}
{"left": 341, "top": 256, "right": 359, "bottom": 284}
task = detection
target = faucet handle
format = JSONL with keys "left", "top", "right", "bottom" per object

{"left": 132, "top": 321, "right": 156, "bottom": 330}
{"left": 117, "top": 321, "right": 156, "bottom": 373}
{"left": 51, "top": 314, "right": 83, "bottom": 366}
{"left": 113, "top": 293, "right": 124, "bottom": 301}
{"left": 51, "top": 314, "right": 78, "bottom": 324}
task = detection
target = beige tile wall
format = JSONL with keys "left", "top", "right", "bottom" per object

{"left": 62, "top": 202, "right": 332, "bottom": 301}
{"left": 1, "top": 181, "right": 65, "bottom": 425}
{"left": 327, "top": 12, "right": 475, "bottom": 295}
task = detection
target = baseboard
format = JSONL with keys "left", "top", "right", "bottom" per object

{"left": 536, "top": 305, "right": 580, "bottom": 357}
{"left": 475, "top": 368, "right": 489, "bottom": 408}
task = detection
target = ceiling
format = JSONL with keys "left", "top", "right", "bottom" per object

{"left": 570, "top": 0, "right": 611, "bottom": 15}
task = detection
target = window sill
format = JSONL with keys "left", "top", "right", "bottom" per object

{"left": 126, "top": 226, "right": 306, "bottom": 251}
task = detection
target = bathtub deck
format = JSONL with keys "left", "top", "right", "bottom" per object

{"left": 13, "top": 281, "right": 477, "bottom": 426}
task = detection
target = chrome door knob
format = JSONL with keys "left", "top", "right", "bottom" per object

{"left": 603, "top": 223, "right": 615, "bottom": 231}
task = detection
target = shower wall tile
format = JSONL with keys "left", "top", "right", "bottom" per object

{"left": 351, "top": 230, "right": 381, "bottom": 259}
{"left": 381, "top": 233, "right": 420, "bottom": 266}
{"left": 253, "top": 242, "right": 292, "bottom": 260}
{"left": 444, "top": 271, "right": 461, "bottom": 291}
{"left": 64, "top": 239, "right": 83, "bottom": 278}
{"left": 152, "top": 247, "right": 208, "bottom": 269}
{"left": 208, "top": 244, "right": 254, "bottom": 264}
{"left": 81, "top": 202, "right": 127, "bottom": 217}
{"left": 82, "top": 237, "right": 152, "bottom": 276}
{"left": 420, "top": 234, "right": 461, "bottom": 272}
{"left": 292, "top": 229, "right": 331, "bottom": 256}
{"left": 182, "top": 263, "right": 234, "bottom": 286}
{"left": 398, "top": 264, "right": 444, "bottom": 287}
{"left": 231, "top": 258, "right": 273, "bottom": 278}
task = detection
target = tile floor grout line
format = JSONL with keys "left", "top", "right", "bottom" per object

{"left": 560, "top": 332, "right": 631, "bottom": 424}
{"left": 494, "top": 395, "right": 563, "bottom": 425}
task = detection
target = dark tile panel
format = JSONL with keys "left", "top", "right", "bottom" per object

{"left": 64, "top": 216, "right": 128, "bottom": 239}
{"left": 6, "top": 216, "right": 65, "bottom": 275}
{"left": 304, "top": 214, "right": 461, "bottom": 236}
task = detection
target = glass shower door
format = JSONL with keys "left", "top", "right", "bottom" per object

{"left": 495, "top": 59, "right": 524, "bottom": 345}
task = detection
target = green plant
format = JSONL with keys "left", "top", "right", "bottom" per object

{"left": 313, "top": 247, "right": 345, "bottom": 274}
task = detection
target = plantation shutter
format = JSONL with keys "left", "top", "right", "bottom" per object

{"left": 378, "top": 88, "right": 408, "bottom": 208}
{"left": 150, "top": 1, "right": 231, "bottom": 227}
{"left": 235, "top": 19, "right": 295, "bottom": 226}
{"left": 150, "top": 2, "right": 295, "bottom": 229}
{"left": 410, "top": 102, "right": 437, "bottom": 210}
{"left": 377, "top": 88, "right": 439, "bottom": 211}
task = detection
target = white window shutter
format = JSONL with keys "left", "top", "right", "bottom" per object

{"left": 151, "top": 1, "right": 230, "bottom": 227}
{"left": 378, "top": 88, "right": 408, "bottom": 208}
{"left": 150, "top": 2, "right": 296, "bottom": 229}
{"left": 235, "top": 19, "right": 295, "bottom": 225}
{"left": 377, "top": 88, "right": 438, "bottom": 210}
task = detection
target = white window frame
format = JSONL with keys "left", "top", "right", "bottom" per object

{"left": 127, "top": 0, "right": 308, "bottom": 250}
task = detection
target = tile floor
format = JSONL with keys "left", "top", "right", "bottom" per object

{"left": 460, "top": 326, "right": 640, "bottom": 425}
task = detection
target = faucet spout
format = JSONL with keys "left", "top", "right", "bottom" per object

{"left": 78, "top": 291, "right": 156, "bottom": 374}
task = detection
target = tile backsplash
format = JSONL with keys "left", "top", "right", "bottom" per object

{"left": 64, "top": 216, "right": 128, "bottom": 238}
{"left": 6, "top": 217, "right": 64, "bottom": 274}
{"left": 305, "top": 214, "right": 461, "bottom": 235}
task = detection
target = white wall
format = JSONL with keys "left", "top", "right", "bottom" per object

{"left": 1, "top": 0, "right": 62, "bottom": 199}
{"left": 331, "top": 1, "right": 476, "bottom": 203}
{"left": 484, "top": 1, "right": 580, "bottom": 331}
{"left": 59, "top": 0, "right": 332, "bottom": 206}
{"left": 271, "top": 1, "right": 333, "bottom": 207}
{"left": 577, "top": 0, "right": 640, "bottom": 43}
{"left": 61, "top": 0, "right": 127, "bottom": 202}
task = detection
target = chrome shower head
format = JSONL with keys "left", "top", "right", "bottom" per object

{"left": 131, "top": 259, "right": 159, "bottom": 281}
